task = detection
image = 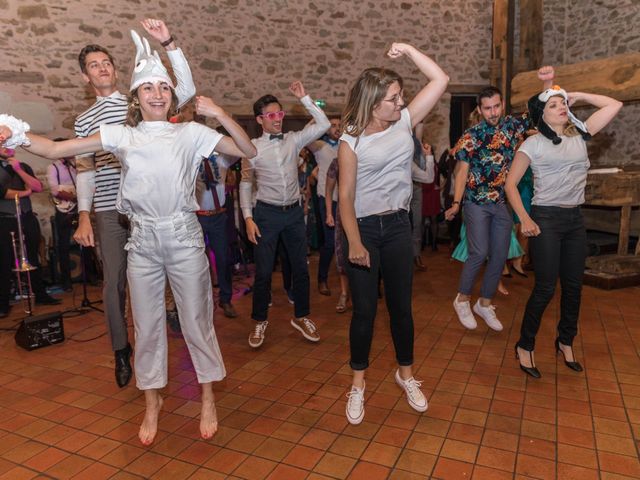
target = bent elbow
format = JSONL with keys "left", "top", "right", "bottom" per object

{"left": 245, "top": 146, "right": 258, "bottom": 159}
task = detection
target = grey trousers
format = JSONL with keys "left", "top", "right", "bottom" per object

{"left": 95, "top": 210, "right": 129, "bottom": 352}
{"left": 458, "top": 202, "right": 512, "bottom": 299}
{"left": 127, "top": 213, "right": 226, "bottom": 389}
{"left": 410, "top": 183, "right": 423, "bottom": 257}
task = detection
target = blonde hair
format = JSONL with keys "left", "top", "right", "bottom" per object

{"left": 563, "top": 122, "right": 580, "bottom": 137}
{"left": 341, "top": 67, "right": 403, "bottom": 137}
{"left": 126, "top": 87, "right": 179, "bottom": 127}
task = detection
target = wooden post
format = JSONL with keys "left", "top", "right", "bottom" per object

{"left": 491, "top": 0, "right": 515, "bottom": 111}
{"left": 517, "top": 0, "right": 543, "bottom": 74}
{"left": 619, "top": 205, "right": 631, "bottom": 255}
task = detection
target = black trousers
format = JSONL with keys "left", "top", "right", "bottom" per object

{"left": 517, "top": 206, "right": 586, "bottom": 351}
{"left": 251, "top": 202, "right": 310, "bottom": 321}
{"left": 345, "top": 211, "right": 414, "bottom": 370}
{"left": 0, "top": 212, "right": 48, "bottom": 308}
{"left": 54, "top": 209, "right": 77, "bottom": 286}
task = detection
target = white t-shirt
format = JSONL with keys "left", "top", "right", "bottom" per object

{"left": 308, "top": 139, "right": 338, "bottom": 201}
{"left": 340, "top": 108, "right": 414, "bottom": 218}
{"left": 518, "top": 133, "right": 589, "bottom": 207}
{"left": 100, "top": 121, "right": 223, "bottom": 218}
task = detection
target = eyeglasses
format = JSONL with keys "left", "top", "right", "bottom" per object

{"left": 259, "top": 110, "right": 286, "bottom": 121}
{"left": 383, "top": 92, "right": 404, "bottom": 106}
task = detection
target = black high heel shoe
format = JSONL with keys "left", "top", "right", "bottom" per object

{"left": 515, "top": 344, "right": 541, "bottom": 378}
{"left": 555, "top": 338, "right": 583, "bottom": 372}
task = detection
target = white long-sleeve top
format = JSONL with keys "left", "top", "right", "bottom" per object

{"left": 411, "top": 154, "right": 435, "bottom": 184}
{"left": 239, "top": 95, "right": 330, "bottom": 219}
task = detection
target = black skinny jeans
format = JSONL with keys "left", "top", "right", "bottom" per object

{"left": 517, "top": 206, "right": 586, "bottom": 351}
{"left": 345, "top": 210, "right": 414, "bottom": 370}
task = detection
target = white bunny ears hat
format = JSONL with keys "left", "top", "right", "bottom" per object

{"left": 129, "top": 30, "right": 174, "bottom": 92}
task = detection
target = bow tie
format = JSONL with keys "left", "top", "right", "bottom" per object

{"left": 269, "top": 133, "right": 284, "bottom": 141}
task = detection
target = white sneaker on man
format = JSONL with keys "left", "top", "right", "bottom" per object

{"left": 346, "top": 383, "right": 365, "bottom": 425}
{"left": 453, "top": 294, "right": 477, "bottom": 329}
{"left": 473, "top": 300, "right": 503, "bottom": 331}
{"left": 395, "top": 369, "right": 428, "bottom": 412}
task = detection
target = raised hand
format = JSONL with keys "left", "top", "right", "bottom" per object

{"left": 195, "top": 96, "right": 226, "bottom": 119}
{"left": 538, "top": 65, "right": 555, "bottom": 84}
{"left": 387, "top": 42, "right": 413, "bottom": 59}
{"left": 140, "top": 18, "right": 171, "bottom": 44}
{"left": 289, "top": 81, "right": 306, "bottom": 99}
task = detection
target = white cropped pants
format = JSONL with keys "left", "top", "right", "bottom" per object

{"left": 125, "top": 212, "right": 226, "bottom": 390}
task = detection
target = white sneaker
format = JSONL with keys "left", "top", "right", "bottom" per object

{"left": 248, "top": 321, "right": 268, "bottom": 348}
{"left": 473, "top": 300, "right": 503, "bottom": 331}
{"left": 395, "top": 369, "right": 428, "bottom": 412}
{"left": 453, "top": 294, "right": 477, "bottom": 329}
{"left": 346, "top": 383, "right": 365, "bottom": 425}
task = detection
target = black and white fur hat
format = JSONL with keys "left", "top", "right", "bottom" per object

{"left": 527, "top": 86, "right": 591, "bottom": 145}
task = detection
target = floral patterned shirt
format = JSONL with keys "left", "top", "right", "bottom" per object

{"left": 452, "top": 114, "right": 530, "bottom": 204}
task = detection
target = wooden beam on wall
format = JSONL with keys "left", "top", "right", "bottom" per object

{"left": 511, "top": 52, "right": 640, "bottom": 110}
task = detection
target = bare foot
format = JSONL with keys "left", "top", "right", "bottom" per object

{"left": 200, "top": 398, "right": 218, "bottom": 440}
{"left": 497, "top": 281, "right": 509, "bottom": 296}
{"left": 139, "top": 395, "right": 163, "bottom": 446}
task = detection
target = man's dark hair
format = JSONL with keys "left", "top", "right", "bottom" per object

{"left": 477, "top": 86, "right": 502, "bottom": 105}
{"left": 78, "top": 45, "right": 115, "bottom": 74}
{"left": 253, "top": 94, "right": 281, "bottom": 117}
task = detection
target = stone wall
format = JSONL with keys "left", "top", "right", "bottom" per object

{"left": 1, "top": 0, "right": 638, "bottom": 239}
{"left": 1, "top": 0, "right": 493, "bottom": 238}
{"left": 542, "top": 0, "right": 640, "bottom": 166}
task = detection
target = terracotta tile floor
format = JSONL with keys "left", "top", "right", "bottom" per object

{"left": 1, "top": 250, "right": 639, "bottom": 479}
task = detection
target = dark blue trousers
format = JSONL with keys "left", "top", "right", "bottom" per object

{"left": 252, "top": 202, "right": 310, "bottom": 321}
{"left": 198, "top": 212, "right": 233, "bottom": 304}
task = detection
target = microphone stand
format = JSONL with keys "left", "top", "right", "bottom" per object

{"left": 79, "top": 245, "right": 103, "bottom": 312}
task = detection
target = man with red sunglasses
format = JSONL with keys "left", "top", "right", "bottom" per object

{"left": 240, "top": 81, "right": 330, "bottom": 348}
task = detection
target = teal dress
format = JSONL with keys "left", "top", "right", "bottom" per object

{"left": 452, "top": 222, "right": 524, "bottom": 263}
{"left": 513, "top": 167, "right": 533, "bottom": 224}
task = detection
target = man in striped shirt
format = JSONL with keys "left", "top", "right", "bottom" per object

{"left": 73, "top": 19, "right": 196, "bottom": 388}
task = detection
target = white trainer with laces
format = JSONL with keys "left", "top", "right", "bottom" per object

{"left": 248, "top": 321, "right": 268, "bottom": 348}
{"left": 346, "top": 383, "right": 365, "bottom": 425}
{"left": 453, "top": 294, "right": 477, "bottom": 329}
{"left": 473, "top": 300, "right": 503, "bottom": 331}
{"left": 395, "top": 369, "right": 428, "bottom": 412}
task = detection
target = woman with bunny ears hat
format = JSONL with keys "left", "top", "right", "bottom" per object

{"left": 0, "top": 29, "right": 257, "bottom": 445}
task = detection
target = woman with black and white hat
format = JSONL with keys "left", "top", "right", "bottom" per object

{"left": 505, "top": 86, "right": 621, "bottom": 378}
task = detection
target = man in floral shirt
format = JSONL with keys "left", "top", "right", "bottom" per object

{"left": 445, "top": 67, "right": 554, "bottom": 331}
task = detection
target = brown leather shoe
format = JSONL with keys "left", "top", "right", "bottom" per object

{"left": 220, "top": 302, "right": 238, "bottom": 318}
{"left": 318, "top": 282, "right": 331, "bottom": 296}
{"left": 414, "top": 256, "right": 426, "bottom": 271}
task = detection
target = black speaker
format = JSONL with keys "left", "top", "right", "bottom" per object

{"left": 14, "top": 312, "right": 65, "bottom": 351}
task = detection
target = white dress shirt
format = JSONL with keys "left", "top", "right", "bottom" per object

{"left": 47, "top": 159, "right": 78, "bottom": 213}
{"left": 239, "top": 95, "right": 330, "bottom": 219}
